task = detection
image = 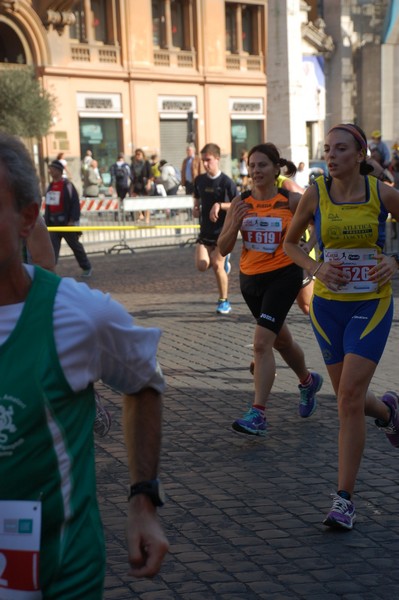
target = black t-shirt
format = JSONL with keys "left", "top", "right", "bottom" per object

{"left": 194, "top": 172, "right": 237, "bottom": 239}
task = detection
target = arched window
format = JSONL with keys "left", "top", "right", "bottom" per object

{"left": 0, "top": 23, "right": 27, "bottom": 64}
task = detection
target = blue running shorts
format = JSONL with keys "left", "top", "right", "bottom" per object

{"left": 310, "top": 295, "right": 393, "bottom": 365}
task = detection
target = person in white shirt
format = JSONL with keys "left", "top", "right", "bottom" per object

{"left": 294, "top": 161, "right": 309, "bottom": 189}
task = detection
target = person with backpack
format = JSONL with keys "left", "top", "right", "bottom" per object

{"left": 44, "top": 159, "right": 92, "bottom": 278}
{"left": 110, "top": 152, "right": 132, "bottom": 220}
{"left": 110, "top": 152, "right": 132, "bottom": 202}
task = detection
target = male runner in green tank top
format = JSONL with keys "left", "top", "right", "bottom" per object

{"left": 0, "top": 133, "right": 169, "bottom": 598}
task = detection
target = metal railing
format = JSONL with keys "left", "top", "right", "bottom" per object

{"left": 45, "top": 198, "right": 399, "bottom": 257}
{"left": 46, "top": 195, "right": 199, "bottom": 256}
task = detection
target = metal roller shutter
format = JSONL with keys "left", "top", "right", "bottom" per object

{"left": 160, "top": 119, "right": 188, "bottom": 174}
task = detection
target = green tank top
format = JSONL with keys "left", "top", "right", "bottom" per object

{"left": 0, "top": 266, "right": 105, "bottom": 595}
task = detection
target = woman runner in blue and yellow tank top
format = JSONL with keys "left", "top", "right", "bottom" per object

{"left": 284, "top": 123, "right": 399, "bottom": 530}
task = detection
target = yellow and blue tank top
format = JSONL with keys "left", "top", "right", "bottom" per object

{"left": 276, "top": 174, "right": 287, "bottom": 188}
{"left": 313, "top": 175, "right": 390, "bottom": 301}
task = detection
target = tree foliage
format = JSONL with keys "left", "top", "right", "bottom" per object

{"left": 0, "top": 68, "right": 56, "bottom": 138}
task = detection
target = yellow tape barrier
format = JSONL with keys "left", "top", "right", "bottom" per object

{"left": 47, "top": 224, "right": 200, "bottom": 231}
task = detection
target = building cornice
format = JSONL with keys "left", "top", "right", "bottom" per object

{"left": 302, "top": 18, "right": 334, "bottom": 57}
{"left": 0, "top": 1, "right": 78, "bottom": 34}
{"left": 33, "top": 1, "right": 79, "bottom": 34}
{"left": 44, "top": 9, "right": 75, "bottom": 34}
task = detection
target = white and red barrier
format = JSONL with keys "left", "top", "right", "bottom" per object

{"left": 41, "top": 197, "right": 119, "bottom": 213}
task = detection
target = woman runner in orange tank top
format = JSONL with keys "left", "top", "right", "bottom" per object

{"left": 218, "top": 143, "right": 323, "bottom": 438}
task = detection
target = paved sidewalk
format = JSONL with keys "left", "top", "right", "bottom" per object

{"left": 58, "top": 247, "right": 399, "bottom": 600}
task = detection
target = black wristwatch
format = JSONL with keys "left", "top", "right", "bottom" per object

{"left": 128, "top": 479, "right": 165, "bottom": 507}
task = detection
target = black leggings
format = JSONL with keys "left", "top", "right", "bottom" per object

{"left": 240, "top": 263, "right": 303, "bottom": 334}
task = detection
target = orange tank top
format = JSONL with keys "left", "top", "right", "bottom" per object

{"left": 239, "top": 189, "right": 294, "bottom": 275}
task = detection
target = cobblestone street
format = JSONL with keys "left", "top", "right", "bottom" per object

{"left": 58, "top": 246, "right": 399, "bottom": 600}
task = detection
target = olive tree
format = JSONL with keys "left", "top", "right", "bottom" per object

{"left": 0, "top": 68, "right": 55, "bottom": 138}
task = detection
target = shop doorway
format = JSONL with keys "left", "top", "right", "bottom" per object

{"left": 79, "top": 117, "right": 122, "bottom": 179}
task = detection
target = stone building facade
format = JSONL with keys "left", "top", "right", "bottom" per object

{"left": 311, "top": 0, "right": 399, "bottom": 150}
{"left": 1, "top": 0, "right": 398, "bottom": 188}
{"left": 0, "top": 0, "right": 268, "bottom": 187}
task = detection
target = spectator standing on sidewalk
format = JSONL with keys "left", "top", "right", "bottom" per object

{"left": 284, "top": 123, "right": 399, "bottom": 530}
{"left": 0, "top": 132, "right": 169, "bottom": 598}
{"left": 294, "top": 161, "right": 310, "bottom": 189}
{"left": 81, "top": 148, "right": 93, "bottom": 175}
{"left": 44, "top": 159, "right": 92, "bottom": 278}
{"left": 130, "top": 148, "right": 153, "bottom": 222}
{"left": 110, "top": 152, "right": 132, "bottom": 221}
{"left": 56, "top": 151, "right": 72, "bottom": 180}
{"left": 193, "top": 143, "right": 237, "bottom": 315}
{"left": 181, "top": 143, "right": 202, "bottom": 194}
{"left": 157, "top": 159, "right": 180, "bottom": 196}
{"left": 218, "top": 142, "right": 323, "bottom": 435}
{"left": 150, "top": 153, "right": 161, "bottom": 178}
{"left": 110, "top": 152, "right": 132, "bottom": 202}
{"left": 83, "top": 159, "right": 102, "bottom": 198}
{"left": 130, "top": 149, "right": 152, "bottom": 197}
{"left": 370, "top": 130, "right": 391, "bottom": 168}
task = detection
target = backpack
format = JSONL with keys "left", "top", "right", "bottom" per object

{"left": 173, "top": 166, "right": 181, "bottom": 184}
{"left": 115, "top": 164, "right": 129, "bottom": 188}
{"left": 167, "top": 165, "right": 180, "bottom": 187}
{"left": 163, "top": 165, "right": 180, "bottom": 190}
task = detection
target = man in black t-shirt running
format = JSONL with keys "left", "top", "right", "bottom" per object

{"left": 193, "top": 143, "right": 237, "bottom": 314}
